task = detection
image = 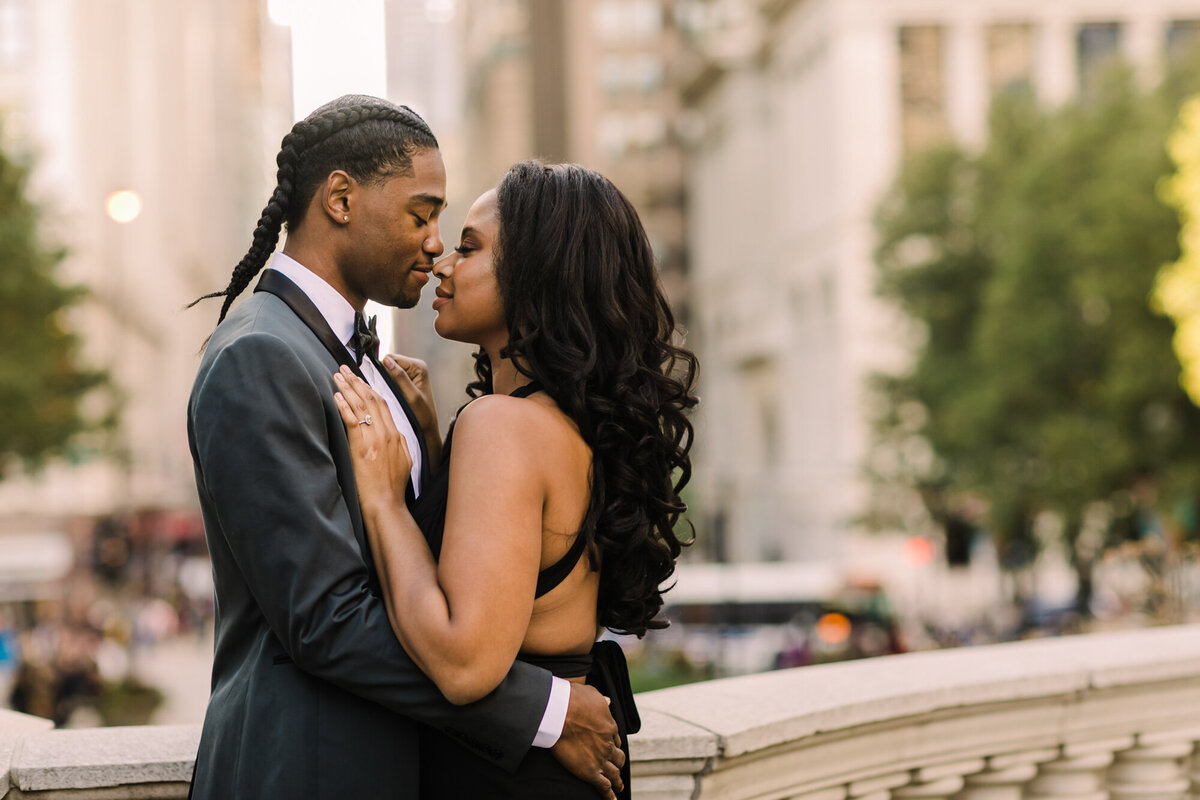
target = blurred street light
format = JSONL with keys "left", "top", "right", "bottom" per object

{"left": 104, "top": 190, "right": 141, "bottom": 224}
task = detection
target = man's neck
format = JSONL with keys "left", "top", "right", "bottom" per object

{"left": 280, "top": 240, "right": 364, "bottom": 312}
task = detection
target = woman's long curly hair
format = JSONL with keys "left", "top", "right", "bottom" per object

{"left": 467, "top": 160, "right": 698, "bottom": 637}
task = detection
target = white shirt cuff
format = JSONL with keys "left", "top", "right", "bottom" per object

{"left": 531, "top": 676, "right": 571, "bottom": 748}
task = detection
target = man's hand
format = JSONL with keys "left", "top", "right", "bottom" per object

{"left": 551, "top": 682, "right": 625, "bottom": 799}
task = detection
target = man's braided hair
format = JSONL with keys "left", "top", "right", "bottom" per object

{"left": 190, "top": 94, "right": 437, "bottom": 325}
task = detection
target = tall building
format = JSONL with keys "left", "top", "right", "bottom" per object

{"left": 412, "top": 0, "right": 692, "bottom": 426}
{"left": 0, "top": 0, "right": 291, "bottom": 536}
{"left": 681, "top": 0, "right": 1200, "bottom": 565}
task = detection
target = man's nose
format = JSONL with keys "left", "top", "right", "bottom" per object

{"left": 424, "top": 220, "right": 445, "bottom": 257}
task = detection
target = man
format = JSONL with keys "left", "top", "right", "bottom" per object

{"left": 187, "top": 95, "right": 624, "bottom": 799}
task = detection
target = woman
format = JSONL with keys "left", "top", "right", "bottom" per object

{"left": 333, "top": 160, "right": 697, "bottom": 797}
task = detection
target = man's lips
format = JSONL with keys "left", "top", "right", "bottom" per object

{"left": 411, "top": 263, "right": 433, "bottom": 285}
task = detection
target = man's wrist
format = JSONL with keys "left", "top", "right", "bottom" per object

{"left": 531, "top": 676, "right": 571, "bottom": 748}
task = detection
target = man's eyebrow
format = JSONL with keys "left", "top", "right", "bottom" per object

{"left": 410, "top": 193, "right": 447, "bottom": 210}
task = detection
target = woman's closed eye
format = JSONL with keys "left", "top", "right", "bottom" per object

{"left": 454, "top": 243, "right": 476, "bottom": 256}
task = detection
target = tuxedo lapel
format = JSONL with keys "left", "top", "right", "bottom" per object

{"left": 254, "top": 269, "right": 365, "bottom": 379}
{"left": 255, "top": 269, "right": 423, "bottom": 500}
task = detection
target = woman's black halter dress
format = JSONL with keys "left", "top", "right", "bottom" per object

{"left": 410, "top": 381, "right": 639, "bottom": 799}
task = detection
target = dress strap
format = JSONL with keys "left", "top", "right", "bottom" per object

{"left": 509, "top": 379, "right": 543, "bottom": 399}
{"left": 512, "top": 377, "right": 585, "bottom": 598}
{"left": 535, "top": 529, "right": 588, "bottom": 598}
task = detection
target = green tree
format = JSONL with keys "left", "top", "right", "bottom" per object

{"left": 870, "top": 62, "right": 1200, "bottom": 614}
{"left": 0, "top": 134, "right": 112, "bottom": 475}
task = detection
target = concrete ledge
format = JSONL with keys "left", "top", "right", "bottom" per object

{"left": 0, "top": 712, "right": 53, "bottom": 798}
{"left": 1, "top": 625, "right": 1199, "bottom": 799}
{"left": 633, "top": 625, "right": 1200, "bottom": 758}
{"left": 8, "top": 726, "right": 197, "bottom": 794}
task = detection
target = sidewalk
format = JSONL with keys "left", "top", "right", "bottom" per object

{"left": 133, "top": 631, "right": 214, "bottom": 725}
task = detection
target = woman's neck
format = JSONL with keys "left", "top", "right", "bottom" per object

{"left": 486, "top": 348, "right": 532, "bottom": 396}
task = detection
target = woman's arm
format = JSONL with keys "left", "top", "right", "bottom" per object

{"left": 334, "top": 368, "right": 545, "bottom": 705}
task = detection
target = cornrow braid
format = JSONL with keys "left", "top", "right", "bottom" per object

{"left": 189, "top": 94, "right": 438, "bottom": 326}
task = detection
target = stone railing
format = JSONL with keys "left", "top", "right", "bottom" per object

{"left": 3, "top": 625, "right": 1200, "bottom": 799}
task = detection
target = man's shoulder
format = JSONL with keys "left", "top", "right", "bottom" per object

{"left": 201, "top": 292, "right": 318, "bottom": 363}
{"left": 192, "top": 292, "right": 329, "bottom": 399}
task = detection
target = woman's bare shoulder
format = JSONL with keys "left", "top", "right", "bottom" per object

{"left": 451, "top": 392, "right": 587, "bottom": 462}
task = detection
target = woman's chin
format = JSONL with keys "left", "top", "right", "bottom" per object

{"left": 432, "top": 317, "right": 466, "bottom": 344}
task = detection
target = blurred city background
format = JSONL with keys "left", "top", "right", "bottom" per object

{"left": 2, "top": 0, "right": 1200, "bottom": 727}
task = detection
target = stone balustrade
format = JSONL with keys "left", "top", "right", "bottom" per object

{"left": 1, "top": 625, "right": 1199, "bottom": 799}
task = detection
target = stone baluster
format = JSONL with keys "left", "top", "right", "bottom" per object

{"left": 1027, "top": 737, "right": 1135, "bottom": 800}
{"left": 1108, "top": 730, "right": 1197, "bottom": 800}
{"left": 1189, "top": 742, "right": 1200, "bottom": 800}
{"left": 887, "top": 759, "right": 987, "bottom": 800}
{"left": 846, "top": 770, "right": 913, "bottom": 800}
{"left": 955, "top": 748, "right": 1059, "bottom": 800}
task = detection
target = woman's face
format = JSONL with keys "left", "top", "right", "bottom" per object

{"left": 431, "top": 189, "right": 506, "bottom": 349}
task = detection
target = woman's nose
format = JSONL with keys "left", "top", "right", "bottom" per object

{"left": 433, "top": 253, "right": 457, "bottom": 279}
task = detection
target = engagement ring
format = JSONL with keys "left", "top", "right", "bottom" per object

{"left": 358, "top": 415, "right": 373, "bottom": 426}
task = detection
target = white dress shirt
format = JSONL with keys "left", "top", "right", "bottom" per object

{"left": 268, "top": 253, "right": 569, "bottom": 747}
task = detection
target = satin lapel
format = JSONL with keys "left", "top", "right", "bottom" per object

{"left": 369, "top": 353, "right": 433, "bottom": 492}
{"left": 255, "top": 269, "right": 420, "bottom": 501}
{"left": 254, "top": 269, "right": 365, "bottom": 379}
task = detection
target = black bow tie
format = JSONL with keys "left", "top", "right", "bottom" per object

{"left": 349, "top": 311, "right": 380, "bottom": 366}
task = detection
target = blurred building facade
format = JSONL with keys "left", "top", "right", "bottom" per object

{"left": 0, "top": 0, "right": 291, "bottom": 540}
{"left": 404, "top": 0, "right": 693, "bottom": 414}
{"left": 682, "top": 0, "right": 1200, "bottom": 564}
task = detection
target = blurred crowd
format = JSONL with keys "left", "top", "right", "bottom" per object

{"left": 1, "top": 523, "right": 213, "bottom": 727}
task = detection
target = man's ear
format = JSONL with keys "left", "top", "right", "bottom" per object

{"left": 319, "top": 170, "right": 354, "bottom": 225}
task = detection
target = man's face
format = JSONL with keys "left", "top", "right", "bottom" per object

{"left": 343, "top": 148, "right": 447, "bottom": 309}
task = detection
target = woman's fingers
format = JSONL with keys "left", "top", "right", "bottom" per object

{"left": 332, "top": 389, "right": 359, "bottom": 428}
{"left": 381, "top": 355, "right": 427, "bottom": 406}
{"left": 335, "top": 366, "right": 397, "bottom": 431}
{"left": 334, "top": 368, "right": 370, "bottom": 419}
{"left": 383, "top": 353, "right": 428, "bottom": 381}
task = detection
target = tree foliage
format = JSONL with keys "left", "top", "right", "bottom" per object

{"left": 0, "top": 133, "right": 112, "bottom": 476}
{"left": 870, "top": 60, "right": 1200, "bottom": 602}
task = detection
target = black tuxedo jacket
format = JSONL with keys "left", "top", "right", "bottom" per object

{"left": 186, "top": 270, "right": 551, "bottom": 799}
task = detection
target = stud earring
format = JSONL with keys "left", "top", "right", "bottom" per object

{"left": 343, "top": 215, "right": 349, "bottom": 221}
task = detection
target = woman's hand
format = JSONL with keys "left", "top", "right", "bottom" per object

{"left": 381, "top": 354, "right": 443, "bottom": 469}
{"left": 333, "top": 365, "right": 412, "bottom": 512}
{"left": 381, "top": 354, "right": 437, "bottom": 430}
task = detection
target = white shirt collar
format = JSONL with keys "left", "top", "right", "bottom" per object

{"left": 269, "top": 252, "right": 358, "bottom": 351}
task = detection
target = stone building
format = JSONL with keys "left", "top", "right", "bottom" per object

{"left": 0, "top": 0, "right": 291, "bottom": 534}
{"left": 409, "top": 0, "right": 693, "bottom": 415}
{"left": 682, "top": 0, "right": 1200, "bottom": 564}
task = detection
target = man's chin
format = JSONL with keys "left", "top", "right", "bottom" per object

{"left": 394, "top": 294, "right": 421, "bottom": 310}
{"left": 376, "top": 289, "right": 421, "bottom": 310}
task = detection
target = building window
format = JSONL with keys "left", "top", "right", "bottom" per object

{"left": 986, "top": 23, "right": 1035, "bottom": 97}
{"left": 899, "top": 25, "right": 949, "bottom": 155}
{"left": 0, "top": 0, "right": 26, "bottom": 65}
{"left": 1077, "top": 22, "right": 1122, "bottom": 98}
{"left": 596, "top": 54, "right": 664, "bottom": 95}
{"left": 593, "top": 0, "right": 663, "bottom": 44}
{"left": 1167, "top": 20, "right": 1200, "bottom": 62}
{"left": 597, "top": 110, "right": 667, "bottom": 159}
